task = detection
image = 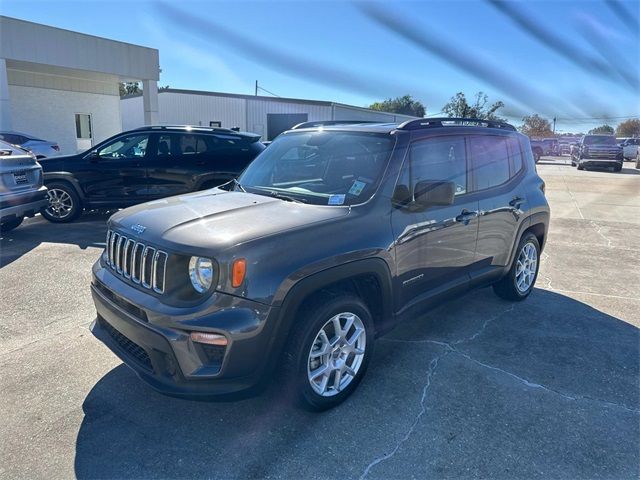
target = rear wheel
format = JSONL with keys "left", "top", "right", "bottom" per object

{"left": 0, "top": 216, "right": 24, "bottom": 233}
{"left": 493, "top": 232, "right": 540, "bottom": 301}
{"left": 614, "top": 164, "right": 622, "bottom": 172}
{"left": 282, "top": 293, "right": 374, "bottom": 411}
{"left": 41, "top": 182, "right": 82, "bottom": 223}
{"left": 577, "top": 163, "right": 584, "bottom": 170}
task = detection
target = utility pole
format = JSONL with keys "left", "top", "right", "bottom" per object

{"left": 553, "top": 116, "right": 556, "bottom": 135}
{"left": 255, "top": 80, "right": 258, "bottom": 96}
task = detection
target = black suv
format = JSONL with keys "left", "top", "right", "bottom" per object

{"left": 91, "top": 118, "right": 550, "bottom": 410}
{"left": 39, "top": 126, "right": 264, "bottom": 222}
{"left": 571, "top": 134, "right": 623, "bottom": 171}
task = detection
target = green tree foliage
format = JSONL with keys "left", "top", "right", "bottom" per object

{"left": 369, "top": 95, "right": 426, "bottom": 117}
{"left": 615, "top": 119, "right": 640, "bottom": 137}
{"left": 119, "top": 82, "right": 141, "bottom": 97}
{"left": 519, "top": 114, "right": 554, "bottom": 138}
{"left": 588, "top": 124, "right": 615, "bottom": 135}
{"left": 442, "top": 92, "right": 505, "bottom": 121}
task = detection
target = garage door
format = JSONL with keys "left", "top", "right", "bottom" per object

{"left": 267, "top": 113, "right": 308, "bottom": 140}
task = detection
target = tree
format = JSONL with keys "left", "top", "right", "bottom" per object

{"left": 369, "top": 95, "right": 426, "bottom": 117}
{"left": 615, "top": 119, "right": 640, "bottom": 137}
{"left": 119, "top": 82, "right": 141, "bottom": 97}
{"left": 519, "top": 114, "right": 554, "bottom": 138}
{"left": 588, "top": 124, "right": 614, "bottom": 135}
{"left": 442, "top": 92, "right": 505, "bottom": 121}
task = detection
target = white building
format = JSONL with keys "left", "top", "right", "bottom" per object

{"left": 0, "top": 16, "right": 159, "bottom": 154}
{"left": 121, "top": 89, "right": 418, "bottom": 141}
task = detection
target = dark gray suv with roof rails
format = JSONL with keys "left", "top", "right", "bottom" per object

{"left": 91, "top": 118, "right": 550, "bottom": 410}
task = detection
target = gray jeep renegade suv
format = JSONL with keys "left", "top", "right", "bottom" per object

{"left": 91, "top": 118, "right": 550, "bottom": 410}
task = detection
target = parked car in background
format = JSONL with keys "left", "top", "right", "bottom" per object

{"left": 91, "top": 118, "right": 549, "bottom": 410}
{"left": 530, "top": 139, "right": 544, "bottom": 162}
{"left": 620, "top": 138, "right": 640, "bottom": 160}
{"left": 542, "top": 138, "right": 559, "bottom": 156}
{"left": 38, "top": 125, "right": 265, "bottom": 223}
{"left": 571, "top": 135, "right": 624, "bottom": 171}
{"left": 0, "top": 140, "right": 48, "bottom": 233}
{"left": 0, "top": 130, "right": 60, "bottom": 158}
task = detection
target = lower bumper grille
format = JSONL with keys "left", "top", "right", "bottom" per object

{"left": 101, "top": 318, "right": 153, "bottom": 372}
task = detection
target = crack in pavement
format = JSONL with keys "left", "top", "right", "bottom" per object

{"left": 589, "top": 220, "right": 614, "bottom": 248}
{"left": 362, "top": 303, "right": 639, "bottom": 478}
{"left": 359, "top": 346, "right": 449, "bottom": 480}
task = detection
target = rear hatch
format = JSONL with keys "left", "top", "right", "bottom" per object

{"left": 0, "top": 144, "right": 43, "bottom": 195}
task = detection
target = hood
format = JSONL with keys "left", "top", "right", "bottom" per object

{"left": 109, "top": 189, "right": 350, "bottom": 253}
{"left": 38, "top": 153, "right": 82, "bottom": 171}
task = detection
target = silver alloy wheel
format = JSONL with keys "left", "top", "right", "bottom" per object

{"left": 515, "top": 241, "right": 538, "bottom": 293}
{"left": 45, "top": 188, "right": 74, "bottom": 219}
{"left": 307, "top": 312, "right": 366, "bottom": 397}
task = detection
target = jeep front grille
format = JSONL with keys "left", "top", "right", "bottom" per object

{"left": 105, "top": 229, "right": 168, "bottom": 294}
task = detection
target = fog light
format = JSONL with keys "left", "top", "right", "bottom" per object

{"left": 190, "top": 331, "right": 228, "bottom": 346}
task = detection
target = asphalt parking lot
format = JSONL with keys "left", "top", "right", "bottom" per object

{"left": 1, "top": 157, "right": 638, "bottom": 479}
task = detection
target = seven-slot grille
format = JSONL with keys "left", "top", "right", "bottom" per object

{"left": 106, "top": 229, "right": 168, "bottom": 294}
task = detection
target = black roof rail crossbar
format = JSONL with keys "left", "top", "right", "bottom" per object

{"left": 132, "top": 125, "right": 239, "bottom": 134}
{"left": 291, "top": 120, "right": 382, "bottom": 130}
{"left": 398, "top": 117, "right": 516, "bottom": 131}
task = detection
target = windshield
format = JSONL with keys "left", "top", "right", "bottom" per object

{"left": 585, "top": 136, "right": 617, "bottom": 145}
{"left": 238, "top": 131, "right": 395, "bottom": 206}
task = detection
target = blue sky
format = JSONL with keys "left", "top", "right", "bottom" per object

{"left": 2, "top": 0, "right": 639, "bottom": 133}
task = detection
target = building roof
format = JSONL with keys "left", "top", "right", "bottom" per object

{"left": 0, "top": 16, "right": 159, "bottom": 81}
{"left": 123, "top": 88, "right": 418, "bottom": 119}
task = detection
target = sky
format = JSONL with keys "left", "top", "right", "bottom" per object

{"left": 1, "top": 0, "right": 639, "bottom": 133}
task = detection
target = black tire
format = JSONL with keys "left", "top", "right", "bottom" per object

{"left": 281, "top": 292, "right": 375, "bottom": 411}
{"left": 493, "top": 232, "right": 541, "bottom": 301}
{"left": 614, "top": 164, "right": 622, "bottom": 172}
{"left": 0, "top": 216, "right": 24, "bottom": 233}
{"left": 41, "top": 182, "right": 83, "bottom": 223}
{"left": 533, "top": 148, "right": 542, "bottom": 163}
{"left": 577, "top": 163, "right": 584, "bottom": 170}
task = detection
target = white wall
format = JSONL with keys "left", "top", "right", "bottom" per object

{"left": 10, "top": 85, "right": 121, "bottom": 155}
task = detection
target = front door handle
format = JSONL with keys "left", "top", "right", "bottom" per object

{"left": 455, "top": 209, "right": 478, "bottom": 224}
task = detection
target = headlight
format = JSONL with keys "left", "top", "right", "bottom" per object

{"left": 189, "top": 256, "right": 214, "bottom": 293}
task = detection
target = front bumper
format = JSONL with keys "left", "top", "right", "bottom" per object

{"left": 0, "top": 186, "right": 48, "bottom": 223}
{"left": 579, "top": 157, "right": 622, "bottom": 169}
{"left": 91, "top": 261, "right": 281, "bottom": 399}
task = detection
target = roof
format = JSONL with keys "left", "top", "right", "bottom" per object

{"left": 131, "top": 125, "right": 260, "bottom": 138}
{"left": 122, "top": 88, "right": 417, "bottom": 119}
{"left": 0, "top": 16, "right": 159, "bottom": 81}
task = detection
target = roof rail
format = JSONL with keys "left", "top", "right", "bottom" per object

{"left": 291, "top": 120, "right": 382, "bottom": 130}
{"left": 132, "top": 125, "right": 238, "bottom": 134}
{"left": 398, "top": 117, "right": 516, "bottom": 132}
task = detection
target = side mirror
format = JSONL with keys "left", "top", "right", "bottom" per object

{"left": 414, "top": 180, "right": 455, "bottom": 208}
{"left": 87, "top": 151, "right": 99, "bottom": 162}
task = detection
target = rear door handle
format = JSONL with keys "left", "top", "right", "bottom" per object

{"left": 455, "top": 209, "right": 478, "bottom": 224}
{"left": 509, "top": 196, "right": 525, "bottom": 207}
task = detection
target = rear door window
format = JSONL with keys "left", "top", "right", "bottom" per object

{"left": 469, "top": 136, "right": 510, "bottom": 191}
{"left": 507, "top": 137, "right": 524, "bottom": 174}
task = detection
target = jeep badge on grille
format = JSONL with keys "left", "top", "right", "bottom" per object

{"left": 130, "top": 224, "right": 146, "bottom": 235}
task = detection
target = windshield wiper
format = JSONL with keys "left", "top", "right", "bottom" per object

{"left": 225, "top": 178, "right": 245, "bottom": 192}
{"left": 267, "top": 191, "right": 307, "bottom": 204}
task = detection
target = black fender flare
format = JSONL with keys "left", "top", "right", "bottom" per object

{"left": 504, "top": 211, "right": 550, "bottom": 272}
{"left": 262, "top": 258, "right": 394, "bottom": 374}
{"left": 43, "top": 173, "right": 85, "bottom": 200}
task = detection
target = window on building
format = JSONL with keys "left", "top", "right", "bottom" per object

{"left": 469, "top": 136, "right": 510, "bottom": 190}
{"left": 75, "top": 114, "right": 92, "bottom": 139}
{"left": 209, "top": 121, "right": 222, "bottom": 127}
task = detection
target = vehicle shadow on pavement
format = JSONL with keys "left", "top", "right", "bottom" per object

{"left": 0, "top": 211, "right": 110, "bottom": 268}
{"left": 74, "top": 288, "right": 639, "bottom": 479}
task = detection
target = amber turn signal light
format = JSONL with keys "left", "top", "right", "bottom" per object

{"left": 232, "top": 258, "right": 246, "bottom": 288}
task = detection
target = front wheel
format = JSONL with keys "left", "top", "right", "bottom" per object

{"left": 493, "top": 232, "right": 540, "bottom": 301}
{"left": 282, "top": 294, "right": 374, "bottom": 411}
{"left": 41, "top": 182, "right": 82, "bottom": 223}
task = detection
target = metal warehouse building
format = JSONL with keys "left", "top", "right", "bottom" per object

{"left": 0, "top": 16, "right": 159, "bottom": 155}
{"left": 121, "top": 89, "right": 418, "bottom": 140}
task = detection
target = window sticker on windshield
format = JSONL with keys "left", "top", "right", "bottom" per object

{"left": 328, "top": 194, "right": 345, "bottom": 205}
{"left": 349, "top": 180, "right": 366, "bottom": 196}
